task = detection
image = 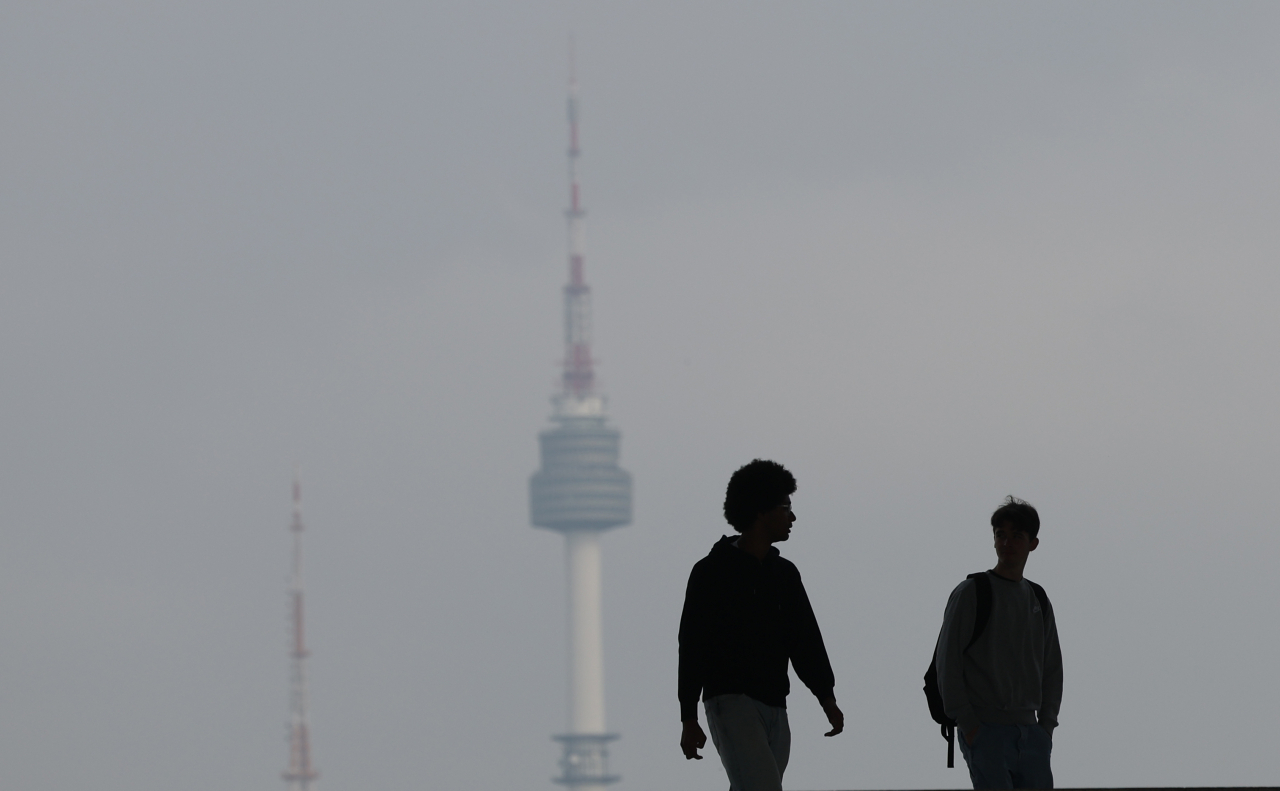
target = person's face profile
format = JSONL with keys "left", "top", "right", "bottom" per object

{"left": 758, "top": 497, "right": 795, "bottom": 543}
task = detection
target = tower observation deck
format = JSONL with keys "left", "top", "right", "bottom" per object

{"left": 529, "top": 51, "right": 631, "bottom": 791}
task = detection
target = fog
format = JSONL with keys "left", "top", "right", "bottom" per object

{"left": 3, "top": 3, "right": 1280, "bottom": 790}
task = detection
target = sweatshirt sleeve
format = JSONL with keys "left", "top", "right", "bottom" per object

{"left": 1038, "top": 597, "right": 1063, "bottom": 731}
{"left": 788, "top": 569, "right": 836, "bottom": 703}
{"left": 935, "top": 580, "right": 980, "bottom": 734}
{"left": 677, "top": 563, "right": 710, "bottom": 722}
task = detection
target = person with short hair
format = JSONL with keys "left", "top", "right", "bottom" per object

{"left": 678, "top": 459, "right": 843, "bottom": 791}
{"left": 934, "top": 496, "right": 1063, "bottom": 789}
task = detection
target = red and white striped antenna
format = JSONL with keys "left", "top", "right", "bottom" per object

{"left": 283, "top": 468, "right": 318, "bottom": 791}
{"left": 559, "top": 37, "right": 599, "bottom": 414}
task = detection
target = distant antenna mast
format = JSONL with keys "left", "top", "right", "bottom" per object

{"left": 283, "top": 470, "right": 319, "bottom": 791}
{"left": 562, "top": 38, "right": 596, "bottom": 405}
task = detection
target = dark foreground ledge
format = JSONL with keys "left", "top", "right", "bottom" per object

{"left": 808, "top": 787, "right": 1280, "bottom": 791}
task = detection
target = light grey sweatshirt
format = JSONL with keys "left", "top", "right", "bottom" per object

{"left": 934, "top": 571, "right": 1063, "bottom": 734}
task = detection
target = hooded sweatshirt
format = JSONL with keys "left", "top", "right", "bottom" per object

{"left": 935, "top": 571, "right": 1063, "bottom": 734}
{"left": 678, "top": 535, "right": 835, "bottom": 722}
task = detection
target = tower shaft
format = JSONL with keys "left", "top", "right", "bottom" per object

{"left": 283, "top": 474, "right": 319, "bottom": 791}
{"left": 566, "top": 531, "right": 605, "bottom": 734}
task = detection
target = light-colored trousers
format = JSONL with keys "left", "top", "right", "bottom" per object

{"left": 704, "top": 693, "right": 791, "bottom": 791}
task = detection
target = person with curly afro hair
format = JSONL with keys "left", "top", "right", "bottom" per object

{"left": 678, "top": 459, "right": 843, "bottom": 791}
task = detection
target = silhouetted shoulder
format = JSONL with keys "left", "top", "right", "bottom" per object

{"left": 944, "top": 577, "right": 978, "bottom": 609}
{"left": 687, "top": 537, "right": 737, "bottom": 580}
{"left": 688, "top": 554, "right": 718, "bottom": 579}
{"left": 772, "top": 554, "right": 801, "bottom": 577}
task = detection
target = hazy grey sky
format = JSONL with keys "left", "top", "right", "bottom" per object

{"left": 4, "top": 3, "right": 1280, "bottom": 790}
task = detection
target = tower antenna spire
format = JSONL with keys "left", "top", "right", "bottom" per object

{"left": 283, "top": 467, "right": 319, "bottom": 791}
{"left": 561, "top": 35, "right": 595, "bottom": 409}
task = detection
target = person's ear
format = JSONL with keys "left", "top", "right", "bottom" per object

{"left": 1029, "top": 536, "right": 1039, "bottom": 552}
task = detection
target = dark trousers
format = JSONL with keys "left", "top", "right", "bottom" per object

{"left": 957, "top": 722, "right": 1053, "bottom": 789}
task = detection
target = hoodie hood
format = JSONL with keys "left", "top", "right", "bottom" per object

{"left": 710, "top": 534, "right": 781, "bottom": 560}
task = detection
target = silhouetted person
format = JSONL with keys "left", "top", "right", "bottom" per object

{"left": 934, "top": 496, "right": 1063, "bottom": 789}
{"left": 678, "top": 459, "right": 843, "bottom": 791}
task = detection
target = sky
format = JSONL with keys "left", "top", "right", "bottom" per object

{"left": 3, "top": 2, "right": 1280, "bottom": 790}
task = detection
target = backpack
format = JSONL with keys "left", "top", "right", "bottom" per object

{"left": 922, "top": 571, "right": 1050, "bottom": 767}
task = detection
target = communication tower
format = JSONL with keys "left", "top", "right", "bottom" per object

{"left": 529, "top": 50, "right": 632, "bottom": 791}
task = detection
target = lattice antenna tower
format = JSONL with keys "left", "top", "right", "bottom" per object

{"left": 283, "top": 470, "right": 319, "bottom": 791}
{"left": 562, "top": 39, "right": 594, "bottom": 404}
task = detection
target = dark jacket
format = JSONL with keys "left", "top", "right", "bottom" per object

{"left": 678, "top": 535, "right": 836, "bottom": 721}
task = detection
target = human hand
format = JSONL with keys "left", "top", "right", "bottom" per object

{"left": 681, "top": 721, "right": 707, "bottom": 760}
{"left": 964, "top": 725, "right": 980, "bottom": 746}
{"left": 820, "top": 698, "right": 844, "bottom": 737}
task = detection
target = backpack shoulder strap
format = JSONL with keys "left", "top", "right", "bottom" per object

{"left": 1026, "top": 579, "right": 1050, "bottom": 617}
{"left": 965, "top": 571, "right": 992, "bottom": 651}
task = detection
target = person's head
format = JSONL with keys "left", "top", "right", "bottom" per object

{"left": 990, "top": 495, "right": 1039, "bottom": 568}
{"left": 723, "top": 459, "right": 797, "bottom": 538}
